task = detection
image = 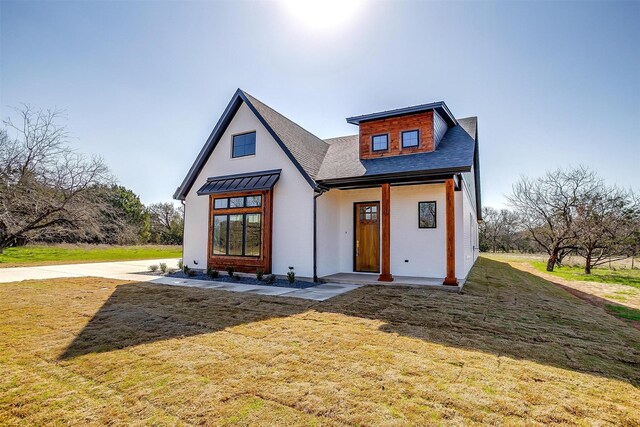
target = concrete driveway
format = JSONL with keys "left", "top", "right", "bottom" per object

{"left": 0, "top": 259, "right": 360, "bottom": 301}
{"left": 0, "top": 259, "right": 182, "bottom": 283}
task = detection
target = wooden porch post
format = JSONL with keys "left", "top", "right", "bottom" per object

{"left": 378, "top": 183, "right": 394, "bottom": 282}
{"left": 443, "top": 178, "right": 458, "bottom": 286}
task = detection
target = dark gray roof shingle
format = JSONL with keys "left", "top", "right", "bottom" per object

{"left": 174, "top": 88, "right": 479, "bottom": 200}
{"left": 316, "top": 117, "right": 478, "bottom": 181}
{"left": 244, "top": 92, "right": 329, "bottom": 179}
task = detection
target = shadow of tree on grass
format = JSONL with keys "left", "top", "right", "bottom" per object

{"left": 59, "top": 258, "right": 640, "bottom": 386}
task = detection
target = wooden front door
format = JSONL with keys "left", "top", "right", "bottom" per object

{"left": 354, "top": 202, "right": 380, "bottom": 273}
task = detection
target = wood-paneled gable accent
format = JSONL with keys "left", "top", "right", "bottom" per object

{"left": 359, "top": 111, "right": 435, "bottom": 159}
{"left": 207, "top": 189, "right": 273, "bottom": 274}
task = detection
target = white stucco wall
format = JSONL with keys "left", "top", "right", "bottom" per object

{"left": 316, "top": 182, "right": 478, "bottom": 280}
{"left": 317, "top": 184, "right": 449, "bottom": 278}
{"left": 315, "top": 189, "right": 341, "bottom": 277}
{"left": 182, "top": 102, "right": 315, "bottom": 277}
{"left": 456, "top": 180, "right": 480, "bottom": 279}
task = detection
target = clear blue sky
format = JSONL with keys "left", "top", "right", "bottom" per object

{"left": 2, "top": 0, "right": 639, "bottom": 207}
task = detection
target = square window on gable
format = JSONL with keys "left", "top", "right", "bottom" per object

{"left": 371, "top": 134, "right": 388, "bottom": 152}
{"left": 232, "top": 132, "right": 256, "bottom": 158}
{"left": 401, "top": 130, "right": 419, "bottom": 148}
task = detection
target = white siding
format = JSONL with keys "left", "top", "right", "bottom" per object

{"left": 182, "top": 102, "right": 315, "bottom": 278}
{"left": 433, "top": 110, "right": 448, "bottom": 147}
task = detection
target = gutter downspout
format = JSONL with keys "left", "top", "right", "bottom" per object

{"left": 313, "top": 187, "right": 328, "bottom": 282}
{"left": 180, "top": 199, "right": 186, "bottom": 269}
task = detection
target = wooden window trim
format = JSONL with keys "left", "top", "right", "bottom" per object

{"left": 208, "top": 189, "right": 273, "bottom": 273}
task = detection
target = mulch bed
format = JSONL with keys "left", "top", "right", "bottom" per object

{"left": 166, "top": 270, "right": 317, "bottom": 289}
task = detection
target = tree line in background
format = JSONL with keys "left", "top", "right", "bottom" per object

{"left": 0, "top": 105, "right": 183, "bottom": 252}
{"left": 481, "top": 166, "right": 640, "bottom": 274}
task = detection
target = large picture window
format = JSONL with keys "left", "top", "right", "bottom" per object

{"left": 211, "top": 193, "right": 265, "bottom": 260}
{"left": 212, "top": 213, "right": 262, "bottom": 257}
{"left": 418, "top": 201, "right": 437, "bottom": 228}
{"left": 232, "top": 132, "right": 256, "bottom": 158}
{"left": 209, "top": 190, "right": 271, "bottom": 272}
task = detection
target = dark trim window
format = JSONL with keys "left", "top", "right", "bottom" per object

{"left": 212, "top": 195, "right": 263, "bottom": 257}
{"left": 212, "top": 213, "right": 262, "bottom": 257}
{"left": 418, "top": 201, "right": 436, "bottom": 228}
{"left": 213, "top": 195, "right": 262, "bottom": 209}
{"left": 371, "top": 134, "right": 389, "bottom": 152}
{"left": 232, "top": 131, "right": 256, "bottom": 158}
{"left": 401, "top": 130, "right": 419, "bottom": 148}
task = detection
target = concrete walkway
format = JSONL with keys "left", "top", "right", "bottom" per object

{"left": 0, "top": 259, "right": 361, "bottom": 301}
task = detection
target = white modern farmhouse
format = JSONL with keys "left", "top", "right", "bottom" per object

{"left": 174, "top": 89, "right": 481, "bottom": 286}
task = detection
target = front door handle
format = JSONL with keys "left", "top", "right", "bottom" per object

{"left": 356, "top": 240, "right": 359, "bottom": 257}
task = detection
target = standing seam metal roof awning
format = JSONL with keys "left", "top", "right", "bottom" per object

{"left": 196, "top": 169, "right": 281, "bottom": 195}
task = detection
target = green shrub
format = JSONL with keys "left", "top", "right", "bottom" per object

{"left": 256, "top": 269, "right": 264, "bottom": 281}
{"left": 226, "top": 266, "right": 235, "bottom": 277}
{"left": 183, "top": 265, "right": 190, "bottom": 274}
{"left": 207, "top": 267, "right": 219, "bottom": 278}
{"left": 287, "top": 267, "right": 295, "bottom": 284}
{"left": 159, "top": 263, "right": 167, "bottom": 273}
{"left": 178, "top": 259, "right": 183, "bottom": 270}
{"left": 264, "top": 274, "right": 277, "bottom": 284}
{"left": 148, "top": 264, "right": 159, "bottom": 272}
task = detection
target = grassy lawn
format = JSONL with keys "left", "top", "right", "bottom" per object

{"left": 484, "top": 253, "right": 640, "bottom": 317}
{"left": 0, "top": 244, "right": 182, "bottom": 268}
{"left": 1, "top": 257, "right": 639, "bottom": 425}
{"left": 530, "top": 261, "right": 640, "bottom": 289}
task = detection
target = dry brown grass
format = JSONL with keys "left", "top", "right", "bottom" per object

{"left": 1, "top": 258, "right": 639, "bottom": 426}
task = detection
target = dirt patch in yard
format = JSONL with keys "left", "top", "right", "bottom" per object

{"left": 507, "top": 261, "right": 640, "bottom": 330}
{"left": 1, "top": 258, "right": 639, "bottom": 426}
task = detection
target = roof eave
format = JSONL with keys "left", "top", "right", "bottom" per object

{"left": 317, "top": 165, "right": 471, "bottom": 188}
{"left": 345, "top": 101, "right": 457, "bottom": 127}
{"left": 173, "top": 89, "right": 320, "bottom": 200}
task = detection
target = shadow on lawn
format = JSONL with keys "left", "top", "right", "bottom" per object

{"left": 60, "top": 258, "right": 640, "bottom": 386}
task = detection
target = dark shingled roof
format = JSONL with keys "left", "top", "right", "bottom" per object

{"left": 174, "top": 89, "right": 479, "bottom": 201}
{"left": 316, "top": 117, "right": 478, "bottom": 182}
{"left": 243, "top": 92, "right": 329, "bottom": 179}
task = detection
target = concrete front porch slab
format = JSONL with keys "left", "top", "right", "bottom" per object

{"left": 320, "top": 273, "right": 464, "bottom": 291}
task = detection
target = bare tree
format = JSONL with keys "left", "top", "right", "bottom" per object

{"left": 480, "top": 206, "right": 520, "bottom": 252}
{"left": 507, "top": 166, "right": 600, "bottom": 271}
{"left": 0, "top": 105, "right": 112, "bottom": 252}
{"left": 574, "top": 186, "right": 637, "bottom": 274}
{"left": 147, "top": 202, "right": 183, "bottom": 245}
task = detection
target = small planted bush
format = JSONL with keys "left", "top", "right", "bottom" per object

{"left": 178, "top": 259, "right": 183, "bottom": 270}
{"left": 159, "top": 263, "right": 167, "bottom": 273}
{"left": 256, "top": 269, "right": 264, "bottom": 281}
{"left": 226, "top": 266, "right": 235, "bottom": 277}
{"left": 207, "top": 267, "right": 219, "bottom": 278}
{"left": 148, "top": 264, "right": 159, "bottom": 273}
{"left": 264, "top": 274, "right": 277, "bottom": 284}
{"left": 183, "top": 265, "right": 190, "bottom": 274}
{"left": 287, "top": 266, "right": 295, "bottom": 284}
{"left": 233, "top": 273, "right": 241, "bottom": 281}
